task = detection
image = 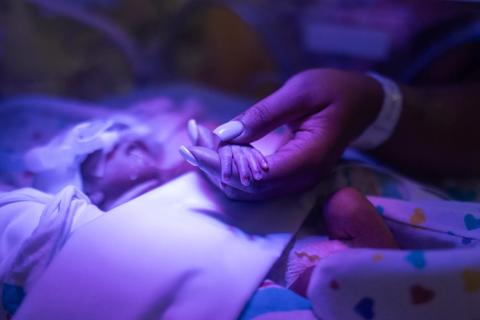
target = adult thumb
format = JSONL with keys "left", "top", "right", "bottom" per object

{"left": 179, "top": 145, "right": 220, "bottom": 175}
{"left": 213, "top": 84, "right": 306, "bottom": 144}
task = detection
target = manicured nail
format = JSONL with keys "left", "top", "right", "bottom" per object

{"left": 187, "top": 119, "right": 198, "bottom": 144}
{"left": 213, "top": 121, "right": 244, "bottom": 141}
{"left": 179, "top": 145, "right": 198, "bottom": 167}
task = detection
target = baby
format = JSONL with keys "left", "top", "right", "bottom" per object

{"left": 23, "top": 102, "right": 398, "bottom": 298}
{"left": 23, "top": 98, "right": 398, "bottom": 251}
{"left": 179, "top": 121, "right": 398, "bottom": 296}
{"left": 1, "top": 100, "right": 214, "bottom": 318}
{"left": 24, "top": 98, "right": 200, "bottom": 210}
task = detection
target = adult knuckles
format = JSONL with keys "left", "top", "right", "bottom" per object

{"left": 246, "top": 102, "right": 273, "bottom": 126}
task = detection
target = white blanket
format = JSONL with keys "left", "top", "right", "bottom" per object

{"left": 14, "top": 172, "right": 317, "bottom": 320}
{"left": 0, "top": 186, "right": 104, "bottom": 319}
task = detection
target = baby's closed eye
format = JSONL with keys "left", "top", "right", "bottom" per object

{"left": 219, "top": 144, "right": 268, "bottom": 187}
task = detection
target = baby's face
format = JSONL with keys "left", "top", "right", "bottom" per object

{"left": 81, "top": 139, "right": 160, "bottom": 204}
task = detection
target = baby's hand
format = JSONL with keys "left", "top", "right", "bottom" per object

{"left": 218, "top": 144, "right": 268, "bottom": 186}
{"left": 182, "top": 119, "right": 269, "bottom": 187}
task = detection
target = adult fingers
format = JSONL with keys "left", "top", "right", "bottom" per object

{"left": 183, "top": 146, "right": 239, "bottom": 187}
{"left": 181, "top": 146, "right": 220, "bottom": 177}
{"left": 187, "top": 119, "right": 219, "bottom": 149}
{"left": 213, "top": 81, "right": 310, "bottom": 144}
{"left": 181, "top": 144, "right": 322, "bottom": 200}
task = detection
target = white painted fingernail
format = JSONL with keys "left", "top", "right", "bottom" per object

{"left": 213, "top": 121, "right": 244, "bottom": 141}
{"left": 179, "top": 145, "right": 198, "bottom": 167}
{"left": 187, "top": 119, "right": 198, "bottom": 144}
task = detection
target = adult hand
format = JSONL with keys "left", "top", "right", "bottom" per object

{"left": 185, "top": 69, "right": 383, "bottom": 200}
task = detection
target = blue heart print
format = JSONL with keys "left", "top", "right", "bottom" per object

{"left": 354, "top": 297, "right": 375, "bottom": 319}
{"left": 464, "top": 214, "right": 480, "bottom": 230}
{"left": 375, "top": 206, "right": 384, "bottom": 215}
{"left": 406, "top": 250, "right": 426, "bottom": 269}
{"left": 2, "top": 283, "right": 25, "bottom": 315}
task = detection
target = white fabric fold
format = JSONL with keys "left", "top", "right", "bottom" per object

{"left": 14, "top": 173, "right": 318, "bottom": 320}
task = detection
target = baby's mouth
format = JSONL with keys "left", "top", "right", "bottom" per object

{"left": 82, "top": 150, "right": 107, "bottom": 178}
{"left": 125, "top": 141, "right": 156, "bottom": 168}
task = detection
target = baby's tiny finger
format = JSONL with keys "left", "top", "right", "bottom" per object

{"left": 252, "top": 148, "right": 269, "bottom": 171}
{"left": 232, "top": 145, "right": 252, "bottom": 187}
{"left": 243, "top": 147, "right": 263, "bottom": 181}
{"left": 219, "top": 146, "right": 233, "bottom": 182}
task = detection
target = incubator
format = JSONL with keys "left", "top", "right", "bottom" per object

{"left": 2, "top": 0, "right": 479, "bottom": 98}
{"left": 167, "top": 0, "right": 480, "bottom": 94}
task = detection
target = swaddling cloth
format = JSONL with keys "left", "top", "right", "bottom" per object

{"left": 0, "top": 186, "right": 103, "bottom": 319}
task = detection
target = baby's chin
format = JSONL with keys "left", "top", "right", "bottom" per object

{"left": 82, "top": 161, "right": 160, "bottom": 209}
{"left": 84, "top": 175, "right": 160, "bottom": 210}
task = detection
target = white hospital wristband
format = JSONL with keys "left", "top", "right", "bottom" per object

{"left": 350, "top": 73, "right": 403, "bottom": 150}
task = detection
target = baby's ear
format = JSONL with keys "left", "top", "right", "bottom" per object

{"left": 187, "top": 119, "right": 220, "bottom": 150}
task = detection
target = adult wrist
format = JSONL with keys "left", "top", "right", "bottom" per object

{"left": 350, "top": 73, "right": 403, "bottom": 150}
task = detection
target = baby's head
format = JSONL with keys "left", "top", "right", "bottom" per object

{"left": 81, "top": 135, "right": 165, "bottom": 209}
{"left": 25, "top": 114, "right": 165, "bottom": 209}
{"left": 24, "top": 98, "right": 200, "bottom": 209}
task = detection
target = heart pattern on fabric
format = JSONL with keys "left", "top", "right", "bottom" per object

{"left": 354, "top": 297, "right": 375, "bottom": 319}
{"left": 375, "top": 206, "right": 384, "bottom": 215}
{"left": 410, "top": 285, "right": 435, "bottom": 304}
{"left": 2, "top": 283, "right": 25, "bottom": 315}
{"left": 410, "top": 208, "right": 426, "bottom": 225}
{"left": 329, "top": 280, "right": 339, "bottom": 290}
{"left": 372, "top": 253, "right": 384, "bottom": 262}
{"left": 462, "top": 269, "right": 480, "bottom": 293}
{"left": 406, "top": 250, "right": 426, "bottom": 269}
{"left": 464, "top": 214, "right": 480, "bottom": 230}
